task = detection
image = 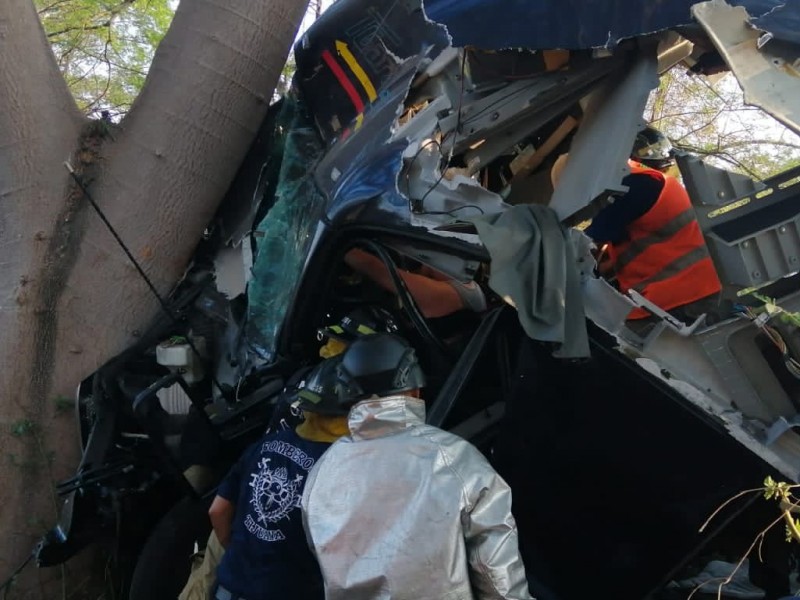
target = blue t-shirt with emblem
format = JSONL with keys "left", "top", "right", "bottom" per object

{"left": 215, "top": 428, "right": 330, "bottom": 600}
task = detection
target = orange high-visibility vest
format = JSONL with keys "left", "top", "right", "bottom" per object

{"left": 608, "top": 162, "right": 721, "bottom": 320}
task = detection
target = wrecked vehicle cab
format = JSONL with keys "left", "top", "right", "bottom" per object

{"left": 36, "top": 0, "right": 800, "bottom": 598}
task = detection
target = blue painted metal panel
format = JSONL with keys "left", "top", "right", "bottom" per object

{"left": 422, "top": 0, "right": 793, "bottom": 49}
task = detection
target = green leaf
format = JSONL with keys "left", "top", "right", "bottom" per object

{"left": 765, "top": 475, "right": 779, "bottom": 500}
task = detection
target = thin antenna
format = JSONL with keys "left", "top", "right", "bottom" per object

{"left": 64, "top": 161, "right": 229, "bottom": 400}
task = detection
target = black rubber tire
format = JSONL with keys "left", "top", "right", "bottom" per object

{"left": 128, "top": 495, "right": 213, "bottom": 600}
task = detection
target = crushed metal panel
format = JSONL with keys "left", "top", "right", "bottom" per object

{"left": 294, "top": 0, "right": 448, "bottom": 146}
{"left": 313, "top": 56, "right": 425, "bottom": 218}
{"left": 421, "top": 0, "right": 787, "bottom": 50}
{"left": 677, "top": 152, "right": 763, "bottom": 211}
{"left": 631, "top": 356, "right": 800, "bottom": 481}
{"left": 549, "top": 48, "right": 659, "bottom": 222}
{"left": 749, "top": 1, "right": 800, "bottom": 46}
{"left": 402, "top": 141, "right": 508, "bottom": 219}
{"left": 692, "top": 0, "right": 800, "bottom": 137}
{"left": 423, "top": 0, "right": 699, "bottom": 49}
{"left": 449, "top": 57, "right": 620, "bottom": 174}
{"left": 678, "top": 155, "right": 800, "bottom": 291}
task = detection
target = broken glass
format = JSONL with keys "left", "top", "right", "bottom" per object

{"left": 246, "top": 96, "right": 326, "bottom": 359}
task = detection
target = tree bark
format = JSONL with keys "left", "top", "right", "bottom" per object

{"left": 54, "top": 0, "right": 310, "bottom": 386}
{"left": 0, "top": 0, "right": 84, "bottom": 593}
{"left": 0, "top": 0, "right": 309, "bottom": 595}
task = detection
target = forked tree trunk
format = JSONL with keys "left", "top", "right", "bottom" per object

{"left": 0, "top": 0, "right": 309, "bottom": 595}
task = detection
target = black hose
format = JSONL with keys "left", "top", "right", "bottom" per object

{"left": 354, "top": 240, "right": 451, "bottom": 361}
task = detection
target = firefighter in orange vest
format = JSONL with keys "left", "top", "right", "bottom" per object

{"left": 557, "top": 126, "right": 722, "bottom": 323}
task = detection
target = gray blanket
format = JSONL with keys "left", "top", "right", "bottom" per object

{"left": 471, "top": 204, "right": 590, "bottom": 358}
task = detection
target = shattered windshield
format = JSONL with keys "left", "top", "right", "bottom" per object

{"left": 246, "top": 96, "right": 326, "bottom": 359}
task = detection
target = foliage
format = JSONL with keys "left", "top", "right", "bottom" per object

{"left": 36, "top": 0, "right": 332, "bottom": 118}
{"left": 274, "top": 55, "right": 297, "bottom": 102}
{"left": 749, "top": 292, "right": 800, "bottom": 329}
{"left": 763, "top": 476, "right": 800, "bottom": 543}
{"left": 35, "top": 0, "right": 175, "bottom": 119}
{"left": 687, "top": 477, "right": 800, "bottom": 599}
{"left": 647, "top": 68, "right": 800, "bottom": 180}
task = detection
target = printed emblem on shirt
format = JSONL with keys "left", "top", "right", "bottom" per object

{"left": 243, "top": 443, "right": 316, "bottom": 542}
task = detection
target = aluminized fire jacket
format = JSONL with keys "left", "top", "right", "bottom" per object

{"left": 301, "top": 395, "right": 533, "bottom": 600}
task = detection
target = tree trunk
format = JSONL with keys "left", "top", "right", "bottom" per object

{"left": 0, "top": 1, "right": 84, "bottom": 594}
{"left": 0, "top": 0, "right": 309, "bottom": 595}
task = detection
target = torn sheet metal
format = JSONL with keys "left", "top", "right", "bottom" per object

{"left": 549, "top": 49, "right": 659, "bottom": 222}
{"left": 293, "top": 0, "right": 452, "bottom": 225}
{"left": 421, "top": 0, "right": 790, "bottom": 50}
{"left": 402, "top": 142, "right": 507, "bottom": 219}
{"left": 294, "top": 0, "right": 448, "bottom": 145}
{"left": 440, "top": 55, "right": 620, "bottom": 169}
{"left": 313, "top": 57, "right": 424, "bottom": 223}
{"left": 293, "top": 0, "right": 800, "bottom": 234}
{"left": 693, "top": 1, "right": 800, "bottom": 137}
{"left": 748, "top": 1, "right": 800, "bottom": 46}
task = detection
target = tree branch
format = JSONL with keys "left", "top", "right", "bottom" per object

{"left": 63, "top": 47, "right": 147, "bottom": 76}
{"left": 36, "top": 0, "right": 74, "bottom": 15}
{"left": 90, "top": 0, "right": 313, "bottom": 288}
{"left": 43, "top": 0, "right": 137, "bottom": 39}
{"left": 46, "top": 21, "right": 111, "bottom": 38}
{"left": 83, "top": 27, "right": 114, "bottom": 111}
{"left": 0, "top": 0, "right": 82, "bottom": 183}
{"left": 715, "top": 139, "right": 800, "bottom": 151}
{"left": 675, "top": 144, "right": 764, "bottom": 180}
{"left": 673, "top": 108, "right": 726, "bottom": 143}
{"left": 0, "top": 0, "right": 83, "bottom": 339}
{"left": 651, "top": 109, "right": 724, "bottom": 123}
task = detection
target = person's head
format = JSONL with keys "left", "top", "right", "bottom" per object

{"left": 550, "top": 126, "right": 676, "bottom": 190}
{"left": 318, "top": 306, "right": 399, "bottom": 358}
{"left": 335, "top": 333, "right": 426, "bottom": 409}
{"left": 631, "top": 125, "right": 674, "bottom": 171}
{"left": 295, "top": 356, "right": 348, "bottom": 416}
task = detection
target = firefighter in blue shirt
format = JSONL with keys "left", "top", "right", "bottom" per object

{"left": 207, "top": 357, "right": 348, "bottom": 600}
{"left": 179, "top": 307, "right": 400, "bottom": 600}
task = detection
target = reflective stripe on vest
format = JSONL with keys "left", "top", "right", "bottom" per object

{"left": 631, "top": 244, "right": 712, "bottom": 291}
{"left": 614, "top": 207, "right": 697, "bottom": 273}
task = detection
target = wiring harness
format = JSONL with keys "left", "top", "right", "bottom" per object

{"left": 735, "top": 302, "right": 800, "bottom": 380}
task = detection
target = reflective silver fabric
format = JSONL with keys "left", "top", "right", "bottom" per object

{"left": 302, "top": 395, "right": 533, "bottom": 600}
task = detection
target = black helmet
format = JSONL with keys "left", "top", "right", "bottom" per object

{"left": 318, "top": 306, "right": 399, "bottom": 344}
{"left": 295, "top": 356, "right": 348, "bottom": 415}
{"left": 632, "top": 125, "right": 674, "bottom": 170}
{"left": 336, "top": 333, "right": 426, "bottom": 405}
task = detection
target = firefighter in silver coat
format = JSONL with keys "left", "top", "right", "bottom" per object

{"left": 300, "top": 333, "right": 533, "bottom": 600}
